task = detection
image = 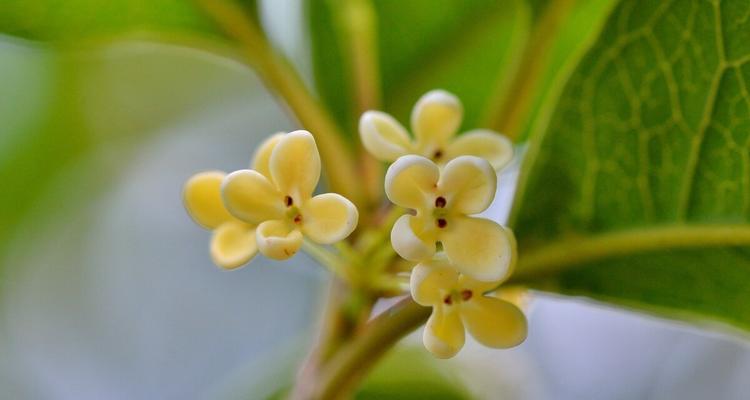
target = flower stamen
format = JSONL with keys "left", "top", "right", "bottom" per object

{"left": 436, "top": 218, "right": 447, "bottom": 228}
{"left": 435, "top": 196, "right": 447, "bottom": 208}
{"left": 284, "top": 195, "right": 294, "bottom": 207}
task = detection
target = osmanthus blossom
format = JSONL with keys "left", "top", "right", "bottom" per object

{"left": 182, "top": 133, "right": 284, "bottom": 269}
{"left": 411, "top": 259, "right": 527, "bottom": 358}
{"left": 385, "top": 154, "right": 516, "bottom": 282}
{"left": 359, "top": 89, "right": 513, "bottom": 169}
{"left": 221, "top": 130, "right": 359, "bottom": 260}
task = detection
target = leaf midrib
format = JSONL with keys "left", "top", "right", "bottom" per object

{"left": 510, "top": 224, "right": 750, "bottom": 282}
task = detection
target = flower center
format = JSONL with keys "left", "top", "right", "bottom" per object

{"left": 432, "top": 149, "right": 443, "bottom": 160}
{"left": 433, "top": 196, "right": 449, "bottom": 228}
{"left": 443, "top": 289, "right": 474, "bottom": 306}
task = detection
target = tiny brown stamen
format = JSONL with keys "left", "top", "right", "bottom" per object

{"left": 461, "top": 290, "right": 473, "bottom": 301}
{"left": 284, "top": 196, "right": 294, "bottom": 207}
{"left": 293, "top": 214, "right": 303, "bottom": 224}
{"left": 436, "top": 218, "right": 447, "bottom": 228}
{"left": 433, "top": 149, "right": 443, "bottom": 160}
{"left": 443, "top": 295, "right": 453, "bottom": 305}
{"left": 435, "top": 196, "right": 447, "bottom": 208}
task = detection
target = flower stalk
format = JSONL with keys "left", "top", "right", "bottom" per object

{"left": 194, "top": 0, "right": 366, "bottom": 209}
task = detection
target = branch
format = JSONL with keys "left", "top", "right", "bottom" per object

{"left": 311, "top": 298, "right": 430, "bottom": 399}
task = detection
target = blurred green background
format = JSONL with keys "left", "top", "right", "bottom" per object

{"left": 2, "top": 0, "right": 750, "bottom": 399}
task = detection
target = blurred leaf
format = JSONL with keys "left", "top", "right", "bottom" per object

{"left": 0, "top": 38, "right": 258, "bottom": 259}
{"left": 355, "top": 346, "right": 471, "bottom": 399}
{"left": 0, "top": 0, "right": 258, "bottom": 43}
{"left": 307, "top": 0, "right": 530, "bottom": 137}
{"left": 512, "top": 0, "right": 750, "bottom": 330}
{"left": 0, "top": 41, "right": 89, "bottom": 255}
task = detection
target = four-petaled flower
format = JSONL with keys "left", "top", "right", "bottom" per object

{"left": 222, "top": 130, "right": 359, "bottom": 260}
{"left": 183, "top": 133, "right": 283, "bottom": 269}
{"left": 359, "top": 89, "right": 513, "bottom": 169}
{"left": 411, "top": 259, "right": 527, "bottom": 358}
{"left": 385, "top": 154, "right": 516, "bottom": 281}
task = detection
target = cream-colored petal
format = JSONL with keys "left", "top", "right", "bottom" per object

{"left": 446, "top": 130, "right": 513, "bottom": 170}
{"left": 458, "top": 273, "right": 503, "bottom": 295}
{"left": 183, "top": 171, "right": 233, "bottom": 229}
{"left": 210, "top": 221, "right": 258, "bottom": 269}
{"left": 256, "top": 220, "right": 304, "bottom": 260}
{"left": 411, "top": 90, "right": 462, "bottom": 148}
{"left": 410, "top": 262, "right": 458, "bottom": 306}
{"left": 391, "top": 214, "right": 436, "bottom": 262}
{"left": 460, "top": 296, "right": 527, "bottom": 349}
{"left": 423, "top": 305, "right": 465, "bottom": 359}
{"left": 441, "top": 217, "right": 516, "bottom": 282}
{"left": 438, "top": 156, "right": 497, "bottom": 215}
{"left": 251, "top": 132, "right": 285, "bottom": 179}
{"left": 359, "top": 111, "right": 412, "bottom": 162}
{"left": 384, "top": 155, "right": 439, "bottom": 210}
{"left": 270, "top": 130, "right": 321, "bottom": 202}
{"left": 222, "top": 170, "right": 284, "bottom": 224}
{"left": 301, "top": 193, "right": 359, "bottom": 244}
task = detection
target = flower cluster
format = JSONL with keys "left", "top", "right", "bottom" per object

{"left": 183, "top": 89, "right": 525, "bottom": 360}
{"left": 363, "top": 90, "right": 526, "bottom": 358}
{"left": 183, "top": 130, "right": 358, "bottom": 268}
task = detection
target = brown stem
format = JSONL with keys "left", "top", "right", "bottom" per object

{"left": 309, "top": 298, "right": 430, "bottom": 399}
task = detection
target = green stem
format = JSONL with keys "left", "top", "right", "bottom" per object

{"left": 302, "top": 240, "right": 350, "bottom": 282}
{"left": 195, "top": 0, "right": 366, "bottom": 208}
{"left": 334, "top": 0, "right": 384, "bottom": 212}
{"left": 311, "top": 298, "right": 430, "bottom": 399}
{"left": 482, "top": 0, "right": 576, "bottom": 140}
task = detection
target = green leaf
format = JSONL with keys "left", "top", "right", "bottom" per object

{"left": 0, "top": 0, "right": 259, "bottom": 43}
{"left": 307, "top": 0, "right": 530, "bottom": 137}
{"left": 355, "top": 346, "right": 471, "bottom": 400}
{"left": 512, "top": 0, "right": 750, "bottom": 330}
{"left": 0, "top": 38, "right": 259, "bottom": 261}
{"left": 515, "top": 0, "right": 619, "bottom": 141}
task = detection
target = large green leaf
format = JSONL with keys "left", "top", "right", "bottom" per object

{"left": 512, "top": 0, "right": 750, "bottom": 330}
{"left": 307, "top": 0, "right": 530, "bottom": 137}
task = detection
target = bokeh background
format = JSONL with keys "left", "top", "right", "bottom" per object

{"left": 2, "top": 1, "right": 750, "bottom": 399}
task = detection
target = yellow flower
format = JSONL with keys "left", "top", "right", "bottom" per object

{"left": 359, "top": 89, "right": 513, "bottom": 169}
{"left": 411, "top": 260, "right": 527, "bottom": 358}
{"left": 385, "top": 154, "right": 516, "bottom": 281}
{"left": 222, "top": 130, "right": 359, "bottom": 260}
{"left": 182, "top": 133, "right": 284, "bottom": 269}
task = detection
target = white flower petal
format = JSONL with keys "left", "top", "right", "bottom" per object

{"left": 270, "top": 130, "right": 321, "bottom": 202}
{"left": 410, "top": 262, "right": 458, "bottom": 306}
{"left": 411, "top": 90, "right": 463, "bottom": 148}
{"left": 439, "top": 156, "right": 497, "bottom": 215}
{"left": 222, "top": 170, "right": 284, "bottom": 224}
{"left": 446, "top": 130, "right": 513, "bottom": 170}
{"left": 251, "top": 132, "right": 285, "bottom": 179}
{"left": 255, "top": 220, "right": 304, "bottom": 260}
{"left": 423, "top": 305, "right": 465, "bottom": 359}
{"left": 210, "top": 221, "right": 258, "bottom": 269}
{"left": 301, "top": 193, "right": 358, "bottom": 244}
{"left": 183, "top": 171, "right": 233, "bottom": 229}
{"left": 359, "top": 111, "right": 412, "bottom": 161}
{"left": 461, "top": 296, "right": 527, "bottom": 348}
{"left": 391, "top": 214, "right": 436, "bottom": 262}
{"left": 384, "top": 155, "right": 439, "bottom": 210}
{"left": 441, "top": 217, "right": 516, "bottom": 282}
